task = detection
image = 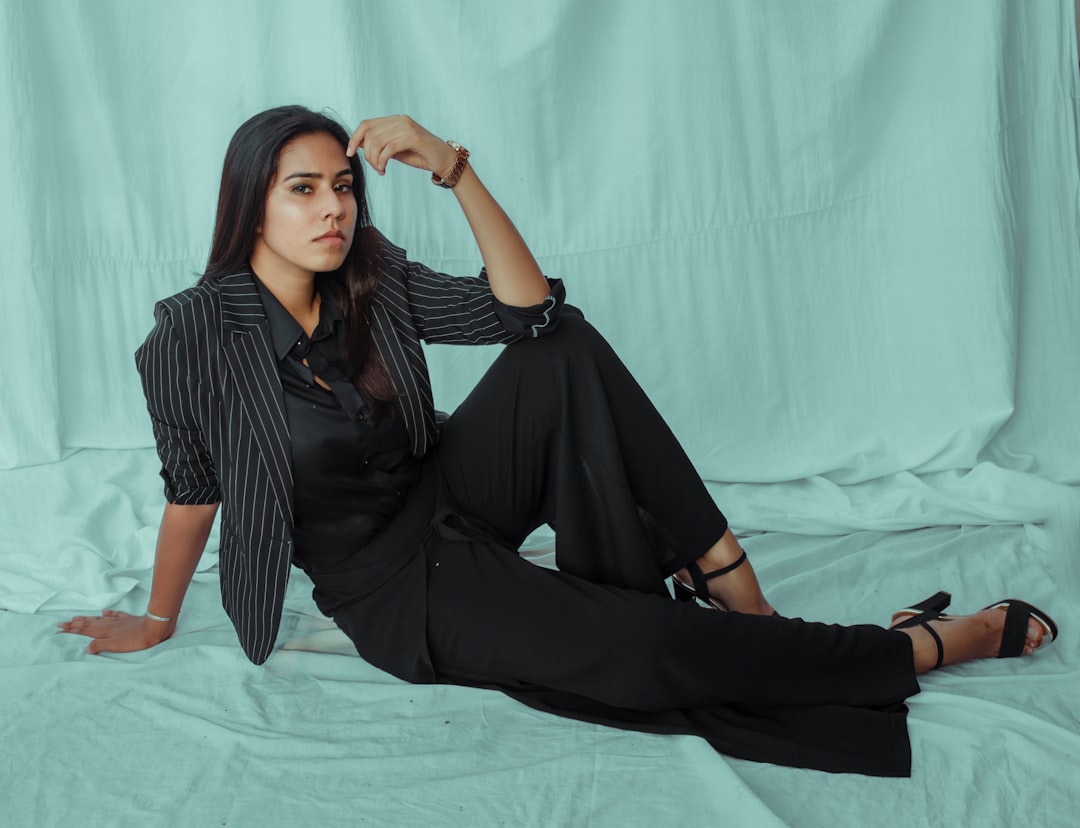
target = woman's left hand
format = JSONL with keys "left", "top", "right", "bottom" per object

{"left": 347, "top": 115, "right": 458, "bottom": 178}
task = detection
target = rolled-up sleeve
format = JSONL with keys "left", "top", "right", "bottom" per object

{"left": 134, "top": 307, "right": 221, "bottom": 505}
{"left": 380, "top": 234, "right": 569, "bottom": 344}
{"left": 485, "top": 269, "right": 567, "bottom": 339}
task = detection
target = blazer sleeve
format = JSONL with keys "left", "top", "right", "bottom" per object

{"left": 134, "top": 305, "right": 222, "bottom": 505}
{"left": 377, "top": 233, "right": 568, "bottom": 344}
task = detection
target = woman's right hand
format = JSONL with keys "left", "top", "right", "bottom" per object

{"left": 56, "top": 609, "right": 174, "bottom": 655}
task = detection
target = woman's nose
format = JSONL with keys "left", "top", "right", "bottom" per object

{"left": 321, "top": 190, "right": 346, "bottom": 219}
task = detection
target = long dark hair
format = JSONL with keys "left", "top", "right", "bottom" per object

{"left": 201, "top": 105, "right": 397, "bottom": 411}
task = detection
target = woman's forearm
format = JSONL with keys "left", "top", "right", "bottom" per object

{"left": 145, "top": 501, "right": 219, "bottom": 636}
{"left": 346, "top": 116, "right": 552, "bottom": 309}
{"left": 449, "top": 164, "right": 552, "bottom": 308}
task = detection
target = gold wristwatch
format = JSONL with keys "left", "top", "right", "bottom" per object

{"left": 432, "top": 140, "right": 470, "bottom": 188}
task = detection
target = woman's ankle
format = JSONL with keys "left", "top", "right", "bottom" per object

{"left": 897, "top": 609, "right": 1015, "bottom": 674}
{"left": 675, "top": 531, "right": 775, "bottom": 615}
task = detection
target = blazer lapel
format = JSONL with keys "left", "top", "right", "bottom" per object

{"left": 218, "top": 271, "right": 295, "bottom": 527}
{"left": 369, "top": 299, "right": 436, "bottom": 458}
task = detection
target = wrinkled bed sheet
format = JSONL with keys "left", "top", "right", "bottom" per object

{"left": 2, "top": 449, "right": 1077, "bottom": 827}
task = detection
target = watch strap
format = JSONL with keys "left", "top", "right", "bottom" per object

{"left": 433, "top": 140, "right": 470, "bottom": 188}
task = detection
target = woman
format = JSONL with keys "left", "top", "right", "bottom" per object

{"left": 59, "top": 106, "right": 1056, "bottom": 777}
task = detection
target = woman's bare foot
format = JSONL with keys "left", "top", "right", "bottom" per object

{"left": 674, "top": 529, "right": 776, "bottom": 616}
{"left": 891, "top": 606, "right": 1049, "bottom": 674}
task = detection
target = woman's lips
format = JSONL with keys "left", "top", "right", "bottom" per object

{"left": 315, "top": 231, "right": 346, "bottom": 247}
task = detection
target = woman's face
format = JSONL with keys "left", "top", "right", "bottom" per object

{"left": 250, "top": 131, "right": 357, "bottom": 283}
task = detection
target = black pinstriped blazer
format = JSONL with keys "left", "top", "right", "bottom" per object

{"left": 135, "top": 231, "right": 564, "bottom": 664}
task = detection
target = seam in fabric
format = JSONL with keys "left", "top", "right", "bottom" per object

{"left": 530, "top": 295, "right": 557, "bottom": 338}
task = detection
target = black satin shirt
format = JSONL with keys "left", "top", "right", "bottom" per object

{"left": 254, "top": 275, "right": 420, "bottom": 573}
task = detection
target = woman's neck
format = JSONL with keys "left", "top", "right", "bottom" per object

{"left": 250, "top": 261, "right": 320, "bottom": 334}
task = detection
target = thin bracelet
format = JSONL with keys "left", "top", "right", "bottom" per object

{"left": 146, "top": 611, "right": 173, "bottom": 623}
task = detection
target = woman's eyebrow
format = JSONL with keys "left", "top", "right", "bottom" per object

{"left": 282, "top": 168, "right": 354, "bottom": 181}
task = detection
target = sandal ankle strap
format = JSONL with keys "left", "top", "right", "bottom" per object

{"left": 894, "top": 610, "right": 945, "bottom": 670}
{"left": 703, "top": 549, "right": 747, "bottom": 580}
{"left": 685, "top": 550, "right": 747, "bottom": 590}
{"left": 680, "top": 550, "right": 750, "bottom": 612}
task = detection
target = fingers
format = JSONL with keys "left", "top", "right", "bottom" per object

{"left": 364, "top": 138, "right": 383, "bottom": 175}
{"left": 347, "top": 120, "right": 381, "bottom": 171}
{"left": 56, "top": 614, "right": 154, "bottom": 655}
{"left": 85, "top": 636, "right": 136, "bottom": 655}
{"left": 348, "top": 115, "right": 401, "bottom": 160}
{"left": 347, "top": 115, "right": 440, "bottom": 176}
{"left": 376, "top": 139, "right": 405, "bottom": 175}
{"left": 346, "top": 120, "right": 369, "bottom": 158}
{"left": 57, "top": 618, "right": 103, "bottom": 637}
{"left": 361, "top": 120, "right": 401, "bottom": 174}
{"left": 56, "top": 611, "right": 131, "bottom": 637}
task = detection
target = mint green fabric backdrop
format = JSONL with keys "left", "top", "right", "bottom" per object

{"left": 5, "top": 0, "right": 1078, "bottom": 484}
{"left": 2, "top": 1, "right": 1079, "bottom": 825}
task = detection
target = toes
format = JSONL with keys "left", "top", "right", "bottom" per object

{"left": 1027, "top": 621, "right": 1044, "bottom": 651}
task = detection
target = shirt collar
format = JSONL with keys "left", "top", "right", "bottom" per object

{"left": 252, "top": 274, "right": 344, "bottom": 361}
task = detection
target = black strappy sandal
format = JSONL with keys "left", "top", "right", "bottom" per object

{"left": 892, "top": 597, "right": 1058, "bottom": 670}
{"left": 671, "top": 550, "right": 749, "bottom": 611}
{"left": 889, "top": 591, "right": 953, "bottom": 625}
{"left": 984, "top": 599, "right": 1058, "bottom": 657}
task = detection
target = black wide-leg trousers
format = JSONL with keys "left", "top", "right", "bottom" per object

{"left": 419, "top": 315, "right": 920, "bottom": 776}
{"left": 320, "top": 315, "right": 920, "bottom": 776}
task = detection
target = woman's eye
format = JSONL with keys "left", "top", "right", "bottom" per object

{"left": 335, "top": 183, "right": 353, "bottom": 193}
{"left": 291, "top": 184, "right": 313, "bottom": 194}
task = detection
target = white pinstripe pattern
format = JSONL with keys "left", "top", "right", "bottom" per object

{"left": 134, "top": 235, "right": 565, "bottom": 664}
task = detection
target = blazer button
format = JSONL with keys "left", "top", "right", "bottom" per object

{"left": 355, "top": 412, "right": 365, "bottom": 422}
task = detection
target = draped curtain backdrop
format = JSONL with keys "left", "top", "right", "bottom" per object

{"left": 3, "top": 2, "right": 1080, "bottom": 825}
{"left": 2, "top": 0, "right": 1078, "bottom": 577}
